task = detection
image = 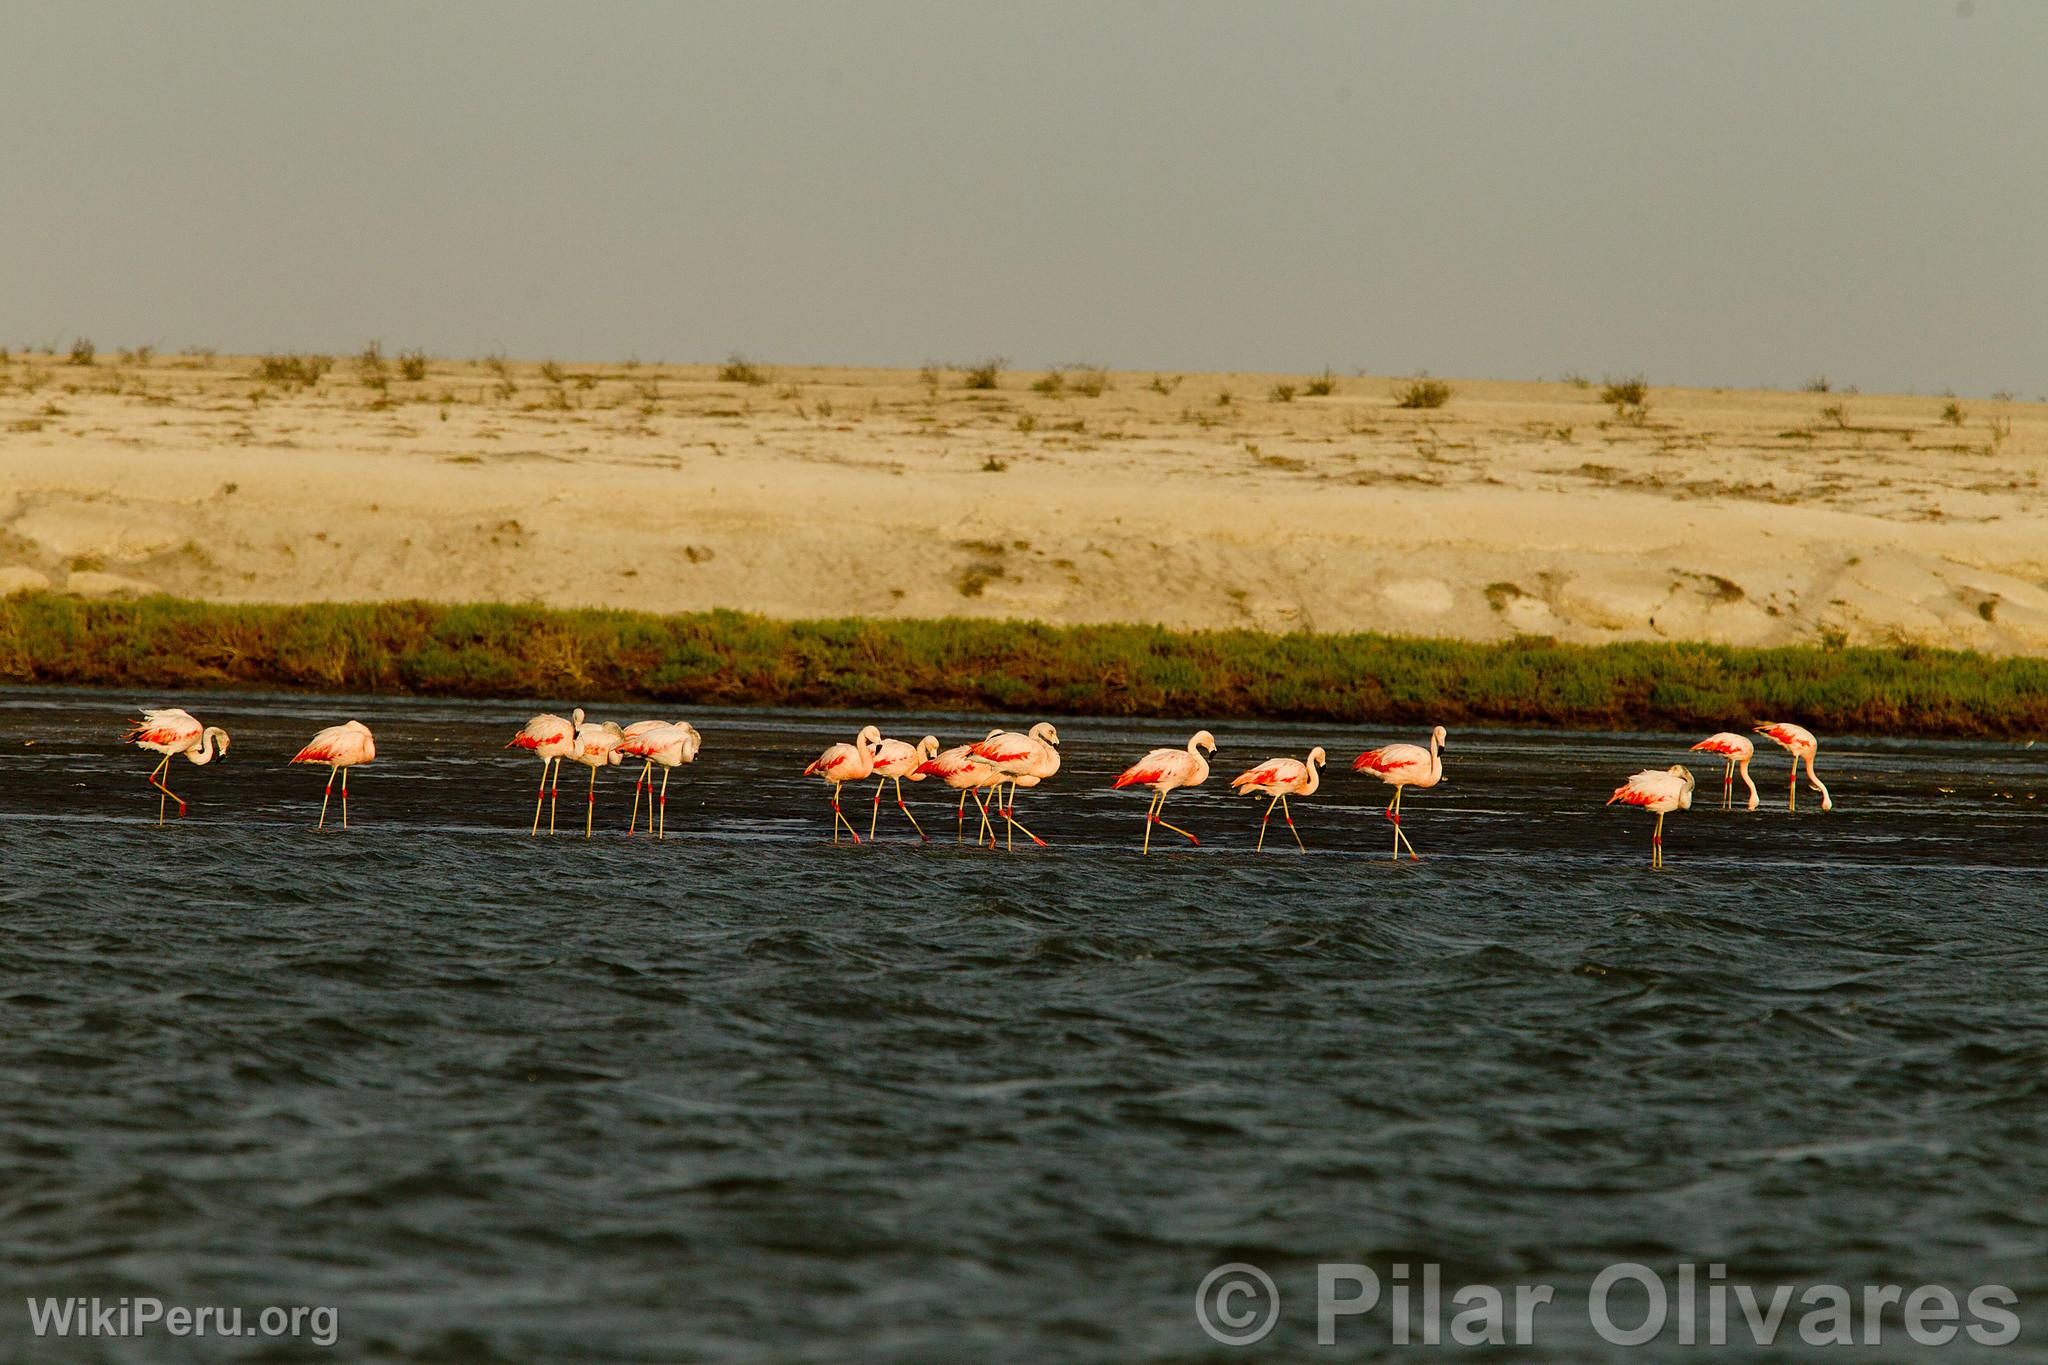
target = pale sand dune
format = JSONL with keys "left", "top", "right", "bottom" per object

{"left": 3, "top": 354, "right": 2045, "bottom": 652}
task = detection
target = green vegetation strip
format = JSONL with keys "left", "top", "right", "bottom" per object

{"left": 2, "top": 593, "right": 2043, "bottom": 737}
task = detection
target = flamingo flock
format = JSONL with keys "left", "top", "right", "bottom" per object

{"left": 116, "top": 705, "right": 1841, "bottom": 866}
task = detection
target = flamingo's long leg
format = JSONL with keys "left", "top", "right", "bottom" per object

{"left": 1256, "top": 794, "right": 1276, "bottom": 852}
{"left": 549, "top": 757, "right": 561, "bottom": 835}
{"left": 316, "top": 762, "right": 337, "bottom": 830}
{"left": 628, "top": 759, "right": 653, "bottom": 835}
{"left": 147, "top": 754, "right": 183, "bottom": 825}
{"left": 975, "top": 790, "right": 995, "bottom": 847}
{"left": 1788, "top": 763, "right": 1797, "bottom": 813}
{"left": 829, "top": 783, "right": 864, "bottom": 845}
{"left": 531, "top": 759, "right": 550, "bottom": 836}
{"left": 657, "top": 767, "right": 671, "bottom": 840}
{"left": 893, "top": 777, "right": 928, "bottom": 842}
{"left": 955, "top": 788, "right": 969, "bottom": 844}
{"left": 341, "top": 765, "right": 351, "bottom": 829}
{"left": 1388, "top": 788, "right": 1419, "bottom": 860}
{"left": 869, "top": 775, "right": 885, "bottom": 842}
{"left": 1142, "top": 788, "right": 1160, "bottom": 855}
{"left": 1652, "top": 810, "right": 1664, "bottom": 868}
{"left": 1151, "top": 792, "right": 1199, "bottom": 846}
{"left": 584, "top": 763, "right": 597, "bottom": 838}
{"left": 1281, "top": 793, "right": 1305, "bottom": 853}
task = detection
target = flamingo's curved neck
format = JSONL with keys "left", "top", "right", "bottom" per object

{"left": 1738, "top": 757, "right": 1759, "bottom": 807}
{"left": 193, "top": 727, "right": 225, "bottom": 764}
{"left": 1804, "top": 754, "right": 1832, "bottom": 809}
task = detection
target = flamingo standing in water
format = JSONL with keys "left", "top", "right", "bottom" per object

{"left": 508, "top": 708, "right": 582, "bottom": 836}
{"left": 1690, "top": 732, "right": 1760, "bottom": 810}
{"left": 291, "top": 720, "right": 376, "bottom": 830}
{"left": 868, "top": 735, "right": 938, "bottom": 841}
{"left": 1113, "top": 730, "right": 1216, "bottom": 854}
{"left": 1607, "top": 764, "right": 1696, "bottom": 867}
{"left": 803, "top": 724, "right": 881, "bottom": 844}
{"left": 971, "top": 722, "right": 1060, "bottom": 850}
{"left": 124, "top": 708, "right": 231, "bottom": 825}
{"left": 1229, "top": 746, "right": 1325, "bottom": 852}
{"left": 569, "top": 717, "right": 625, "bottom": 837}
{"left": 916, "top": 739, "right": 1004, "bottom": 846}
{"left": 1354, "top": 726, "right": 1447, "bottom": 862}
{"left": 619, "top": 722, "right": 702, "bottom": 839}
{"left": 1755, "top": 722, "right": 1833, "bottom": 811}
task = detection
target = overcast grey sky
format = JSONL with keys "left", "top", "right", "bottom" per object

{"left": 7, "top": 1, "right": 2043, "bottom": 394}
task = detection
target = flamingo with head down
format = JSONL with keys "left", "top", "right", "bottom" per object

{"left": 619, "top": 721, "right": 702, "bottom": 839}
{"left": 125, "top": 708, "right": 231, "bottom": 825}
{"left": 1229, "top": 746, "right": 1325, "bottom": 852}
{"left": 1113, "top": 730, "right": 1216, "bottom": 854}
{"left": 1690, "top": 732, "right": 1759, "bottom": 811}
{"left": 916, "top": 737, "right": 1004, "bottom": 846}
{"left": 508, "top": 708, "right": 582, "bottom": 835}
{"left": 1608, "top": 764, "right": 1696, "bottom": 868}
{"left": 291, "top": 720, "right": 376, "bottom": 830}
{"left": 1353, "top": 725, "right": 1447, "bottom": 862}
{"left": 803, "top": 724, "right": 882, "bottom": 843}
{"left": 1755, "top": 722, "right": 1833, "bottom": 812}
{"left": 569, "top": 717, "right": 625, "bottom": 837}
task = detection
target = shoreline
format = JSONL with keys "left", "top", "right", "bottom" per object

{"left": 4, "top": 593, "right": 2043, "bottom": 739}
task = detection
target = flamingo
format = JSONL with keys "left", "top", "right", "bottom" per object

{"left": 916, "top": 738, "right": 1005, "bottom": 846}
{"left": 1229, "top": 746, "right": 1325, "bottom": 852}
{"left": 1113, "top": 730, "right": 1217, "bottom": 854}
{"left": 620, "top": 720, "right": 702, "bottom": 837}
{"left": 124, "top": 708, "right": 231, "bottom": 825}
{"left": 1755, "top": 722, "right": 1833, "bottom": 811}
{"left": 1353, "top": 725, "right": 1447, "bottom": 862}
{"left": 508, "top": 708, "right": 582, "bottom": 835}
{"left": 1690, "top": 732, "right": 1760, "bottom": 811}
{"left": 802, "top": 724, "right": 881, "bottom": 844}
{"left": 569, "top": 717, "right": 625, "bottom": 837}
{"left": 971, "top": 722, "right": 1060, "bottom": 849}
{"left": 1607, "top": 764, "right": 1696, "bottom": 867}
{"left": 867, "top": 735, "right": 939, "bottom": 841}
{"left": 619, "top": 722, "right": 702, "bottom": 839}
{"left": 290, "top": 720, "right": 376, "bottom": 830}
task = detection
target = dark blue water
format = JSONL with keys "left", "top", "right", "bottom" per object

{"left": 2, "top": 689, "right": 2044, "bottom": 1361}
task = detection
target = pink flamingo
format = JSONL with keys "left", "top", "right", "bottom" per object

{"left": 1607, "top": 764, "right": 1696, "bottom": 868}
{"left": 569, "top": 717, "right": 624, "bottom": 837}
{"left": 868, "top": 735, "right": 939, "bottom": 841}
{"left": 1229, "top": 746, "right": 1326, "bottom": 852}
{"left": 802, "top": 724, "right": 882, "bottom": 843}
{"left": 971, "top": 722, "right": 1060, "bottom": 849}
{"left": 1754, "top": 722, "right": 1833, "bottom": 811}
{"left": 1113, "top": 730, "right": 1217, "bottom": 854}
{"left": 124, "top": 708, "right": 231, "bottom": 825}
{"left": 290, "top": 720, "right": 376, "bottom": 830}
{"left": 619, "top": 722, "right": 702, "bottom": 839}
{"left": 508, "top": 708, "right": 582, "bottom": 836}
{"left": 916, "top": 739, "right": 1004, "bottom": 846}
{"left": 1353, "top": 725, "right": 1447, "bottom": 862}
{"left": 1690, "top": 732, "right": 1759, "bottom": 810}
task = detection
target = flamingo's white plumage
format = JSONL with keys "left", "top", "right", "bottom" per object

{"left": 291, "top": 720, "right": 376, "bottom": 830}
{"left": 508, "top": 707, "right": 582, "bottom": 835}
{"left": 1353, "top": 725, "right": 1447, "bottom": 861}
{"left": 125, "top": 707, "right": 231, "bottom": 824}
{"left": 1113, "top": 730, "right": 1216, "bottom": 854}
{"left": 867, "top": 735, "right": 939, "bottom": 841}
{"left": 1229, "top": 746, "right": 1325, "bottom": 852}
{"left": 1607, "top": 764, "right": 1696, "bottom": 868}
{"left": 803, "top": 724, "right": 882, "bottom": 843}
{"left": 1690, "top": 732, "right": 1760, "bottom": 811}
{"left": 1754, "top": 722, "right": 1833, "bottom": 812}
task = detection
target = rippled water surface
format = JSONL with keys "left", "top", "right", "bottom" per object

{"left": 3, "top": 688, "right": 2045, "bottom": 1362}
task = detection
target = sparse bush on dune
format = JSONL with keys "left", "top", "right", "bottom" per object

{"left": 68, "top": 338, "right": 95, "bottom": 366}
{"left": 254, "top": 353, "right": 334, "bottom": 387}
{"left": 1303, "top": 368, "right": 1336, "bottom": 397}
{"left": 0, "top": 593, "right": 2040, "bottom": 738}
{"left": 719, "top": 353, "right": 769, "bottom": 385}
{"left": 398, "top": 349, "right": 428, "bottom": 381}
{"left": 1600, "top": 373, "right": 1647, "bottom": 407}
{"left": 1393, "top": 377, "right": 1451, "bottom": 409}
{"left": 959, "top": 357, "right": 1005, "bottom": 390}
